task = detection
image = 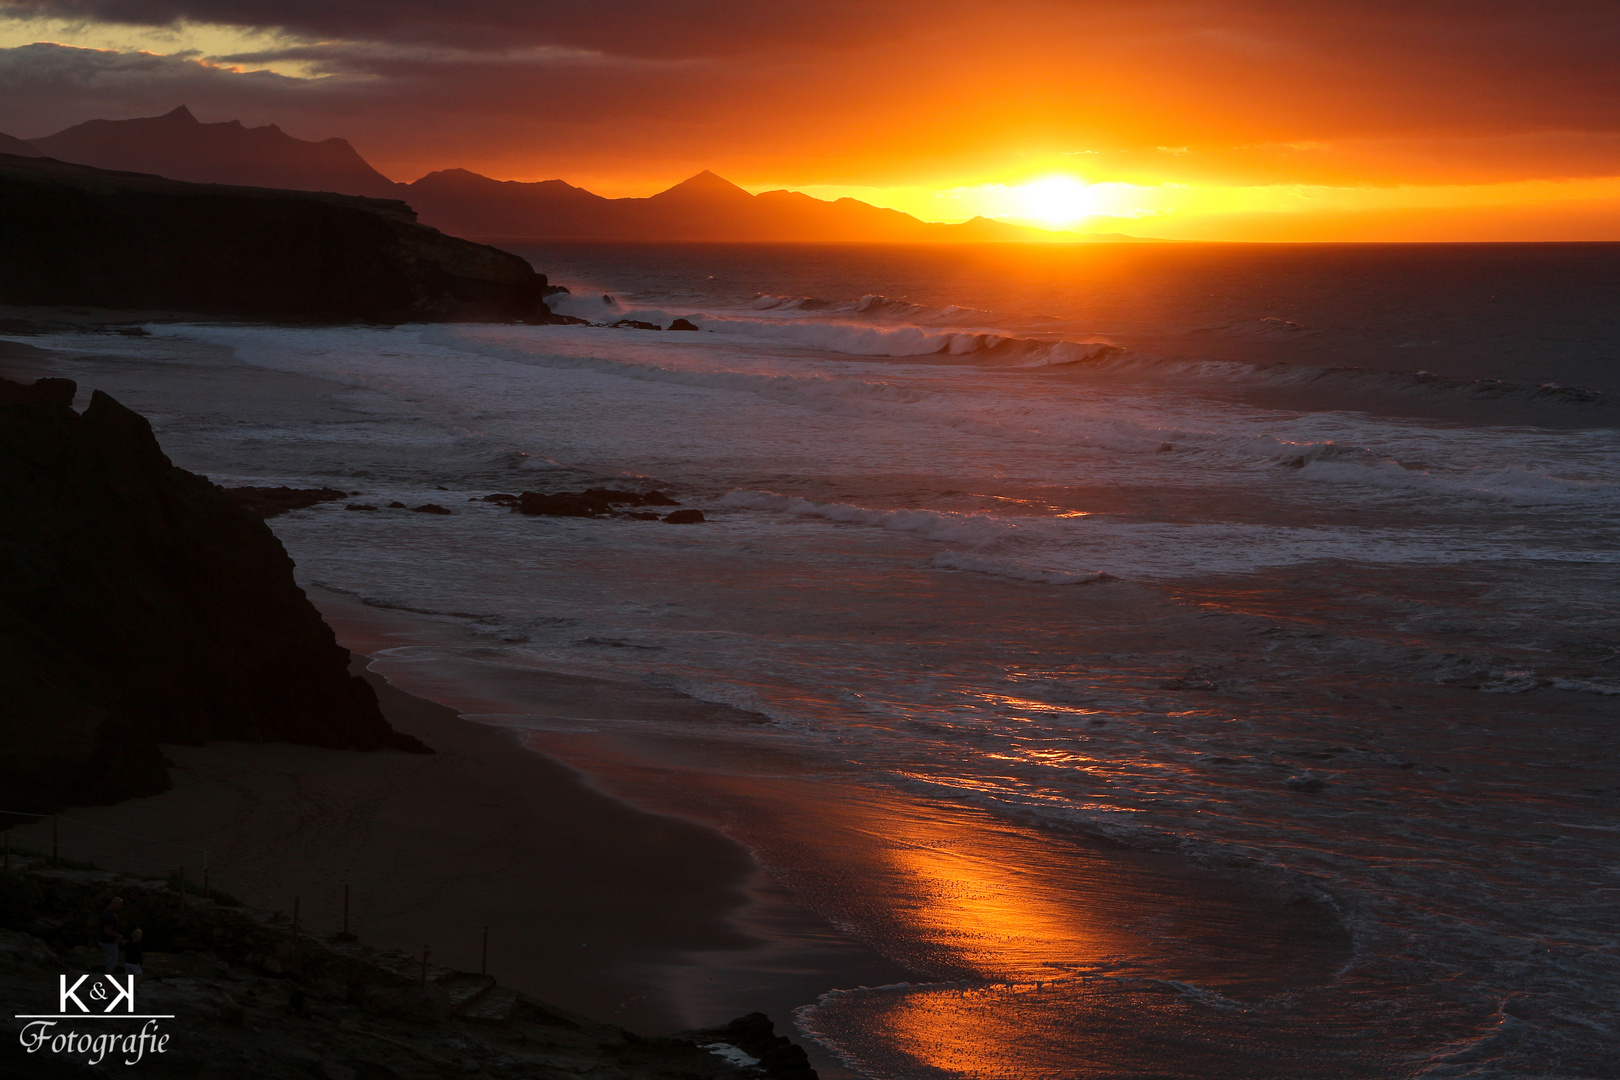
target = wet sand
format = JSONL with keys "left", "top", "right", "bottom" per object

{"left": 313, "top": 596, "right": 1359, "bottom": 1077}
{"left": 8, "top": 589, "right": 1357, "bottom": 1077}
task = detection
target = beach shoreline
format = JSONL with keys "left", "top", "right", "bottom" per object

{"left": 4, "top": 646, "right": 765, "bottom": 1036}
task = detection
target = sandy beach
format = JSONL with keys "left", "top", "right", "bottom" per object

{"left": 5, "top": 643, "right": 764, "bottom": 1035}
{"left": 4, "top": 585, "right": 1356, "bottom": 1076}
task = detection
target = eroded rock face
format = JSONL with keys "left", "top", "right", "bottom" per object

{"left": 0, "top": 153, "right": 557, "bottom": 323}
{"left": 0, "top": 378, "right": 427, "bottom": 813}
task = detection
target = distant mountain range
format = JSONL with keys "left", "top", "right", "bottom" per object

{"left": 3, "top": 106, "right": 1146, "bottom": 243}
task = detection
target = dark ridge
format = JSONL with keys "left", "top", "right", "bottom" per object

{"left": 0, "top": 153, "right": 562, "bottom": 324}
{"left": 0, "top": 377, "right": 429, "bottom": 814}
{"left": 29, "top": 104, "right": 399, "bottom": 199}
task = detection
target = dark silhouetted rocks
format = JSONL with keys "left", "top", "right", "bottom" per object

{"left": 346, "top": 503, "right": 379, "bottom": 511}
{"left": 225, "top": 485, "right": 349, "bottom": 519}
{"left": 0, "top": 377, "right": 429, "bottom": 814}
{"left": 663, "top": 509, "right": 706, "bottom": 524}
{"left": 512, "top": 488, "right": 684, "bottom": 519}
{"left": 610, "top": 319, "right": 662, "bottom": 331}
{"left": 668, "top": 318, "right": 702, "bottom": 331}
{"left": 684, "top": 1012, "right": 818, "bottom": 1080}
{"left": 411, "top": 504, "right": 453, "bottom": 515}
{"left": 1, "top": 864, "right": 765, "bottom": 1080}
{"left": 0, "top": 153, "right": 557, "bottom": 323}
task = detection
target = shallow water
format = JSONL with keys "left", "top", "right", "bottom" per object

{"left": 15, "top": 240, "right": 1620, "bottom": 1078}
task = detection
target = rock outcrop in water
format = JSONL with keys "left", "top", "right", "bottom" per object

{"left": 480, "top": 488, "right": 692, "bottom": 522}
{"left": 0, "top": 153, "right": 556, "bottom": 323}
{"left": 0, "top": 377, "right": 427, "bottom": 814}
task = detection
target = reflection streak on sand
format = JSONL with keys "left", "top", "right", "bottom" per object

{"left": 327, "top": 602, "right": 1359, "bottom": 1078}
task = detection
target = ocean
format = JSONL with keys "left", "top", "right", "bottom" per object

{"left": 28, "top": 241, "right": 1620, "bottom": 1078}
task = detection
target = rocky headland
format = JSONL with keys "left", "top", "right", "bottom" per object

{"left": 0, "top": 376, "right": 427, "bottom": 815}
{"left": 0, "top": 153, "right": 557, "bottom": 323}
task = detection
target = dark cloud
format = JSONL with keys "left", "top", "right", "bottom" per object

{"left": 0, "top": 0, "right": 921, "bottom": 56}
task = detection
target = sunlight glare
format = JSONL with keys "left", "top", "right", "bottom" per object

{"left": 1012, "top": 176, "right": 1101, "bottom": 227}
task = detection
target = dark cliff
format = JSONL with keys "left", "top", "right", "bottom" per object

{"left": 0, "top": 377, "right": 427, "bottom": 814}
{"left": 0, "top": 153, "right": 553, "bottom": 323}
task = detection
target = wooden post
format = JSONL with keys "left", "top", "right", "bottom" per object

{"left": 420, "top": 947, "right": 430, "bottom": 989}
{"left": 481, "top": 926, "right": 488, "bottom": 978}
{"left": 342, "top": 884, "right": 350, "bottom": 936}
{"left": 51, "top": 815, "right": 58, "bottom": 867}
{"left": 292, "top": 896, "right": 300, "bottom": 939}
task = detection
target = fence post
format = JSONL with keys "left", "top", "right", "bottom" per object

{"left": 481, "top": 926, "right": 488, "bottom": 978}
{"left": 52, "top": 815, "right": 58, "bottom": 867}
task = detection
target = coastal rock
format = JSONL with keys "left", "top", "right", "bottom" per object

{"left": 514, "top": 488, "right": 684, "bottom": 519}
{"left": 225, "top": 485, "right": 349, "bottom": 518}
{"left": 664, "top": 509, "right": 707, "bottom": 524}
{"left": 669, "top": 318, "right": 702, "bottom": 331}
{"left": 0, "top": 153, "right": 555, "bottom": 323}
{"left": 684, "top": 1012, "right": 819, "bottom": 1080}
{"left": 0, "top": 377, "right": 428, "bottom": 814}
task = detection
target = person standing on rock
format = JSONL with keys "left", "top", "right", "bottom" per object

{"left": 98, "top": 896, "right": 124, "bottom": 972}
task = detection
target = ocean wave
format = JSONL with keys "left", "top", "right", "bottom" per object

{"left": 714, "top": 490, "right": 1016, "bottom": 546}
{"left": 548, "top": 289, "right": 1120, "bottom": 367}
{"left": 928, "top": 550, "right": 1115, "bottom": 585}
{"left": 1295, "top": 458, "right": 1618, "bottom": 505}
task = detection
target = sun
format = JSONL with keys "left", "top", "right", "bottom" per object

{"left": 1010, "top": 176, "right": 1101, "bottom": 227}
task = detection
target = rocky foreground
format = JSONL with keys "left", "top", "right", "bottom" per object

{"left": 0, "top": 376, "right": 426, "bottom": 813}
{"left": 0, "top": 861, "right": 816, "bottom": 1079}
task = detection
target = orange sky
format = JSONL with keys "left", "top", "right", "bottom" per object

{"left": 3, "top": 0, "right": 1619, "bottom": 239}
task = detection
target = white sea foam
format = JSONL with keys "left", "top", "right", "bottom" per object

{"left": 715, "top": 490, "right": 1016, "bottom": 545}
{"left": 928, "top": 550, "right": 1113, "bottom": 585}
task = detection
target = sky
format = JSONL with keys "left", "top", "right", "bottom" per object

{"left": 3, "top": 0, "right": 1619, "bottom": 240}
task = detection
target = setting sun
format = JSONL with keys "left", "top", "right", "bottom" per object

{"left": 1009, "top": 176, "right": 1100, "bottom": 227}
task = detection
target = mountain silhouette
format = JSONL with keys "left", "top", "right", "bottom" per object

{"left": 0, "top": 131, "right": 40, "bottom": 156}
{"left": 402, "top": 168, "right": 1100, "bottom": 242}
{"left": 25, "top": 107, "right": 1141, "bottom": 242}
{"left": 29, "top": 106, "right": 399, "bottom": 199}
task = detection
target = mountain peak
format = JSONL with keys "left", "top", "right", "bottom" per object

{"left": 652, "top": 170, "right": 751, "bottom": 200}
{"left": 161, "top": 105, "right": 198, "bottom": 124}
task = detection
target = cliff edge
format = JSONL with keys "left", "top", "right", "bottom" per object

{"left": 0, "top": 377, "right": 426, "bottom": 814}
{"left": 0, "top": 153, "right": 553, "bottom": 323}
